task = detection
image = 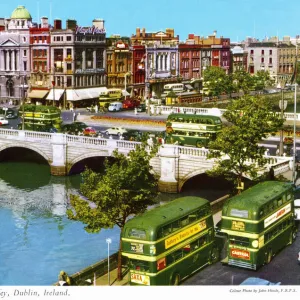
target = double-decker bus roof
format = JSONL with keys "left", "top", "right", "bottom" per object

{"left": 167, "top": 113, "right": 221, "bottom": 121}
{"left": 125, "top": 196, "right": 209, "bottom": 231}
{"left": 223, "top": 181, "right": 293, "bottom": 218}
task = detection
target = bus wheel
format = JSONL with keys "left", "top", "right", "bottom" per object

{"left": 288, "top": 231, "right": 297, "bottom": 245}
{"left": 266, "top": 249, "right": 272, "bottom": 264}
{"left": 210, "top": 247, "right": 220, "bottom": 264}
{"left": 172, "top": 274, "right": 180, "bottom": 286}
{"left": 196, "top": 141, "right": 203, "bottom": 148}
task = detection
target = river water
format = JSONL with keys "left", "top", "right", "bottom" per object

{"left": 0, "top": 155, "right": 232, "bottom": 286}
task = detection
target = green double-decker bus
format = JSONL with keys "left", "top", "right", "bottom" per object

{"left": 121, "top": 196, "right": 224, "bottom": 286}
{"left": 220, "top": 181, "right": 297, "bottom": 270}
{"left": 19, "top": 104, "right": 62, "bottom": 132}
{"left": 165, "top": 114, "right": 222, "bottom": 148}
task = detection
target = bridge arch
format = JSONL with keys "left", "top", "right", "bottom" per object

{"left": 67, "top": 152, "right": 112, "bottom": 174}
{"left": 0, "top": 144, "right": 51, "bottom": 164}
{"left": 178, "top": 167, "right": 210, "bottom": 192}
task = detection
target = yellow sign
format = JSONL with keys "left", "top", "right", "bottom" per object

{"left": 165, "top": 220, "right": 206, "bottom": 249}
{"left": 130, "top": 273, "right": 150, "bottom": 285}
{"left": 24, "top": 112, "right": 41, "bottom": 118}
{"left": 232, "top": 220, "right": 245, "bottom": 231}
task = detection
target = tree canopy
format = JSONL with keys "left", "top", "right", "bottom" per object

{"left": 203, "top": 66, "right": 274, "bottom": 96}
{"left": 67, "top": 144, "right": 158, "bottom": 280}
{"left": 207, "top": 95, "right": 285, "bottom": 192}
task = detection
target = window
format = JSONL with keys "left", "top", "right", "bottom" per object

{"left": 261, "top": 57, "right": 264, "bottom": 63}
{"left": 23, "top": 50, "right": 27, "bottom": 57}
{"left": 261, "top": 50, "right": 265, "bottom": 55}
{"left": 23, "top": 61, "right": 27, "bottom": 71}
{"left": 250, "top": 50, "right": 254, "bottom": 54}
{"left": 66, "top": 36, "right": 72, "bottom": 41}
{"left": 269, "top": 50, "right": 272, "bottom": 55}
{"left": 129, "top": 228, "right": 146, "bottom": 239}
{"left": 269, "top": 57, "right": 272, "bottom": 64}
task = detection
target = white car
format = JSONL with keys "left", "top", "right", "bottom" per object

{"left": 0, "top": 116, "right": 8, "bottom": 126}
{"left": 105, "top": 127, "right": 127, "bottom": 136}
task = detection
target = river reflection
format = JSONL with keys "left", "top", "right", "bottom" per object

{"left": 0, "top": 161, "right": 120, "bottom": 286}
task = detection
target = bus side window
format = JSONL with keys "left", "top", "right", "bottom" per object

{"left": 173, "top": 249, "right": 183, "bottom": 261}
{"left": 188, "top": 214, "right": 197, "bottom": 223}
{"left": 181, "top": 217, "right": 189, "bottom": 227}
{"left": 190, "top": 240, "right": 199, "bottom": 251}
{"left": 277, "top": 199, "right": 283, "bottom": 206}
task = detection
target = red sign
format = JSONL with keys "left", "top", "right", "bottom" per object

{"left": 230, "top": 248, "right": 250, "bottom": 260}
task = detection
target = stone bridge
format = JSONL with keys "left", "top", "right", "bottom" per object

{"left": 0, "top": 129, "right": 293, "bottom": 193}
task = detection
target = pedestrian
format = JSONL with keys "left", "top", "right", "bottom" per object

{"left": 134, "top": 107, "right": 137, "bottom": 115}
{"left": 58, "top": 270, "right": 72, "bottom": 286}
{"left": 70, "top": 105, "right": 74, "bottom": 112}
{"left": 276, "top": 147, "right": 280, "bottom": 156}
{"left": 95, "top": 104, "right": 98, "bottom": 114}
{"left": 269, "top": 166, "right": 275, "bottom": 180}
{"left": 73, "top": 112, "right": 76, "bottom": 122}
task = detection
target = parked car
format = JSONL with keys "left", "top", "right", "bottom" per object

{"left": 61, "top": 122, "right": 88, "bottom": 135}
{"left": 105, "top": 127, "right": 127, "bottom": 136}
{"left": 137, "top": 104, "right": 146, "bottom": 112}
{"left": 0, "top": 116, "right": 9, "bottom": 126}
{"left": 108, "top": 102, "right": 123, "bottom": 112}
{"left": 82, "top": 127, "right": 98, "bottom": 137}
{"left": 240, "top": 277, "right": 281, "bottom": 285}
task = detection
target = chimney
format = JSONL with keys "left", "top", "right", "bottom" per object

{"left": 142, "top": 28, "right": 145, "bottom": 37}
{"left": 54, "top": 19, "right": 62, "bottom": 30}
{"left": 136, "top": 27, "right": 140, "bottom": 37}
{"left": 188, "top": 34, "right": 194, "bottom": 39}
{"left": 92, "top": 19, "right": 105, "bottom": 30}
{"left": 213, "top": 30, "right": 217, "bottom": 36}
{"left": 40, "top": 17, "right": 49, "bottom": 28}
{"left": 66, "top": 19, "right": 77, "bottom": 30}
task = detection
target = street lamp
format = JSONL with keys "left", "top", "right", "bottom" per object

{"left": 124, "top": 71, "right": 131, "bottom": 100}
{"left": 22, "top": 76, "right": 25, "bottom": 130}
{"left": 106, "top": 238, "right": 112, "bottom": 286}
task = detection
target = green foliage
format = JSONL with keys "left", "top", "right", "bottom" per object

{"left": 20, "top": 104, "right": 61, "bottom": 113}
{"left": 207, "top": 95, "right": 285, "bottom": 191}
{"left": 203, "top": 66, "right": 229, "bottom": 96}
{"left": 67, "top": 144, "right": 159, "bottom": 233}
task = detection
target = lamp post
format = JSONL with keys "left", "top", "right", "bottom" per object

{"left": 106, "top": 238, "right": 112, "bottom": 286}
{"left": 292, "top": 43, "right": 298, "bottom": 184}
{"left": 22, "top": 76, "right": 25, "bottom": 130}
{"left": 52, "top": 66, "right": 55, "bottom": 107}
{"left": 124, "top": 72, "right": 131, "bottom": 100}
{"left": 279, "top": 79, "right": 287, "bottom": 156}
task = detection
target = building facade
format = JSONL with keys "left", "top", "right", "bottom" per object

{"left": 0, "top": 5, "right": 32, "bottom": 105}
{"left": 230, "top": 45, "right": 248, "bottom": 72}
{"left": 48, "top": 19, "right": 107, "bottom": 107}
{"left": 106, "top": 35, "right": 132, "bottom": 92}
{"left": 131, "top": 44, "right": 146, "bottom": 98}
{"left": 28, "top": 17, "right": 51, "bottom": 104}
{"left": 131, "top": 28, "right": 180, "bottom": 99}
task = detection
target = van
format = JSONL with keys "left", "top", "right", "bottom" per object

{"left": 108, "top": 102, "right": 123, "bottom": 112}
{"left": 294, "top": 199, "right": 300, "bottom": 220}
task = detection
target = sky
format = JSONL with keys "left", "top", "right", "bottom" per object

{"left": 1, "top": 0, "right": 300, "bottom": 42}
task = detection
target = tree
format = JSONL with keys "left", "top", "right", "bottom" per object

{"left": 207, "top": 95, "right": 285, "bottom": 193}
{"left": 232, "top": 69, "right": 254, "bottom": 94}
{"left": 253, "top": 70, "right": 275, "bottom": 91}
{"left": 203, "top": 66, "right": 231, "bottom": 97}
{"left": 67, "top": 144, "right": 158, "bottom": 281}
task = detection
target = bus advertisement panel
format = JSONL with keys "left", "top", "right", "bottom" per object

{"left": 220, "top": 181, "right": 297, "bottom": 270}
{"left": 122, "top": 196, "right": 224, "bottom": 286}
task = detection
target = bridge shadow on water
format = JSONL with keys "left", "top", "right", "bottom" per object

{"left": 156, "top": 174, "right": 238, "bottom": 204}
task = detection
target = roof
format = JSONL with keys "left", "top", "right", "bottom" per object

{"left": 11, "top": 5, "right": 32, "bottom": 19}
{"left": 248, "top": 42, "right": 277, "bottom": 48}
{"left": 222, "top": 181, "right": 293, "bottom": 217}
{"left": 124, "top": 196, "right": 209, "bottom": 232}
{"left": 167, "top": 113, "right": 221, "bottom": 121}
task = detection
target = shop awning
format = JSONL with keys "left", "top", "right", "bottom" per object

{"left": 87, "top": 87, "right": 108, "bottom": 98}
{"left": 28, "top": 90, "right": 49, "bottom": 99}
{"left": 185, "top": 84, "right": 194, "bottom": 90}
{"left": 66, "top": 89, "right": 87, "bottom": 101}
{"left": 46, "top": 89, "right": 65, "bottom": 101}
{"left": 122, "top": 90, "right": 130, "bottom": 96}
